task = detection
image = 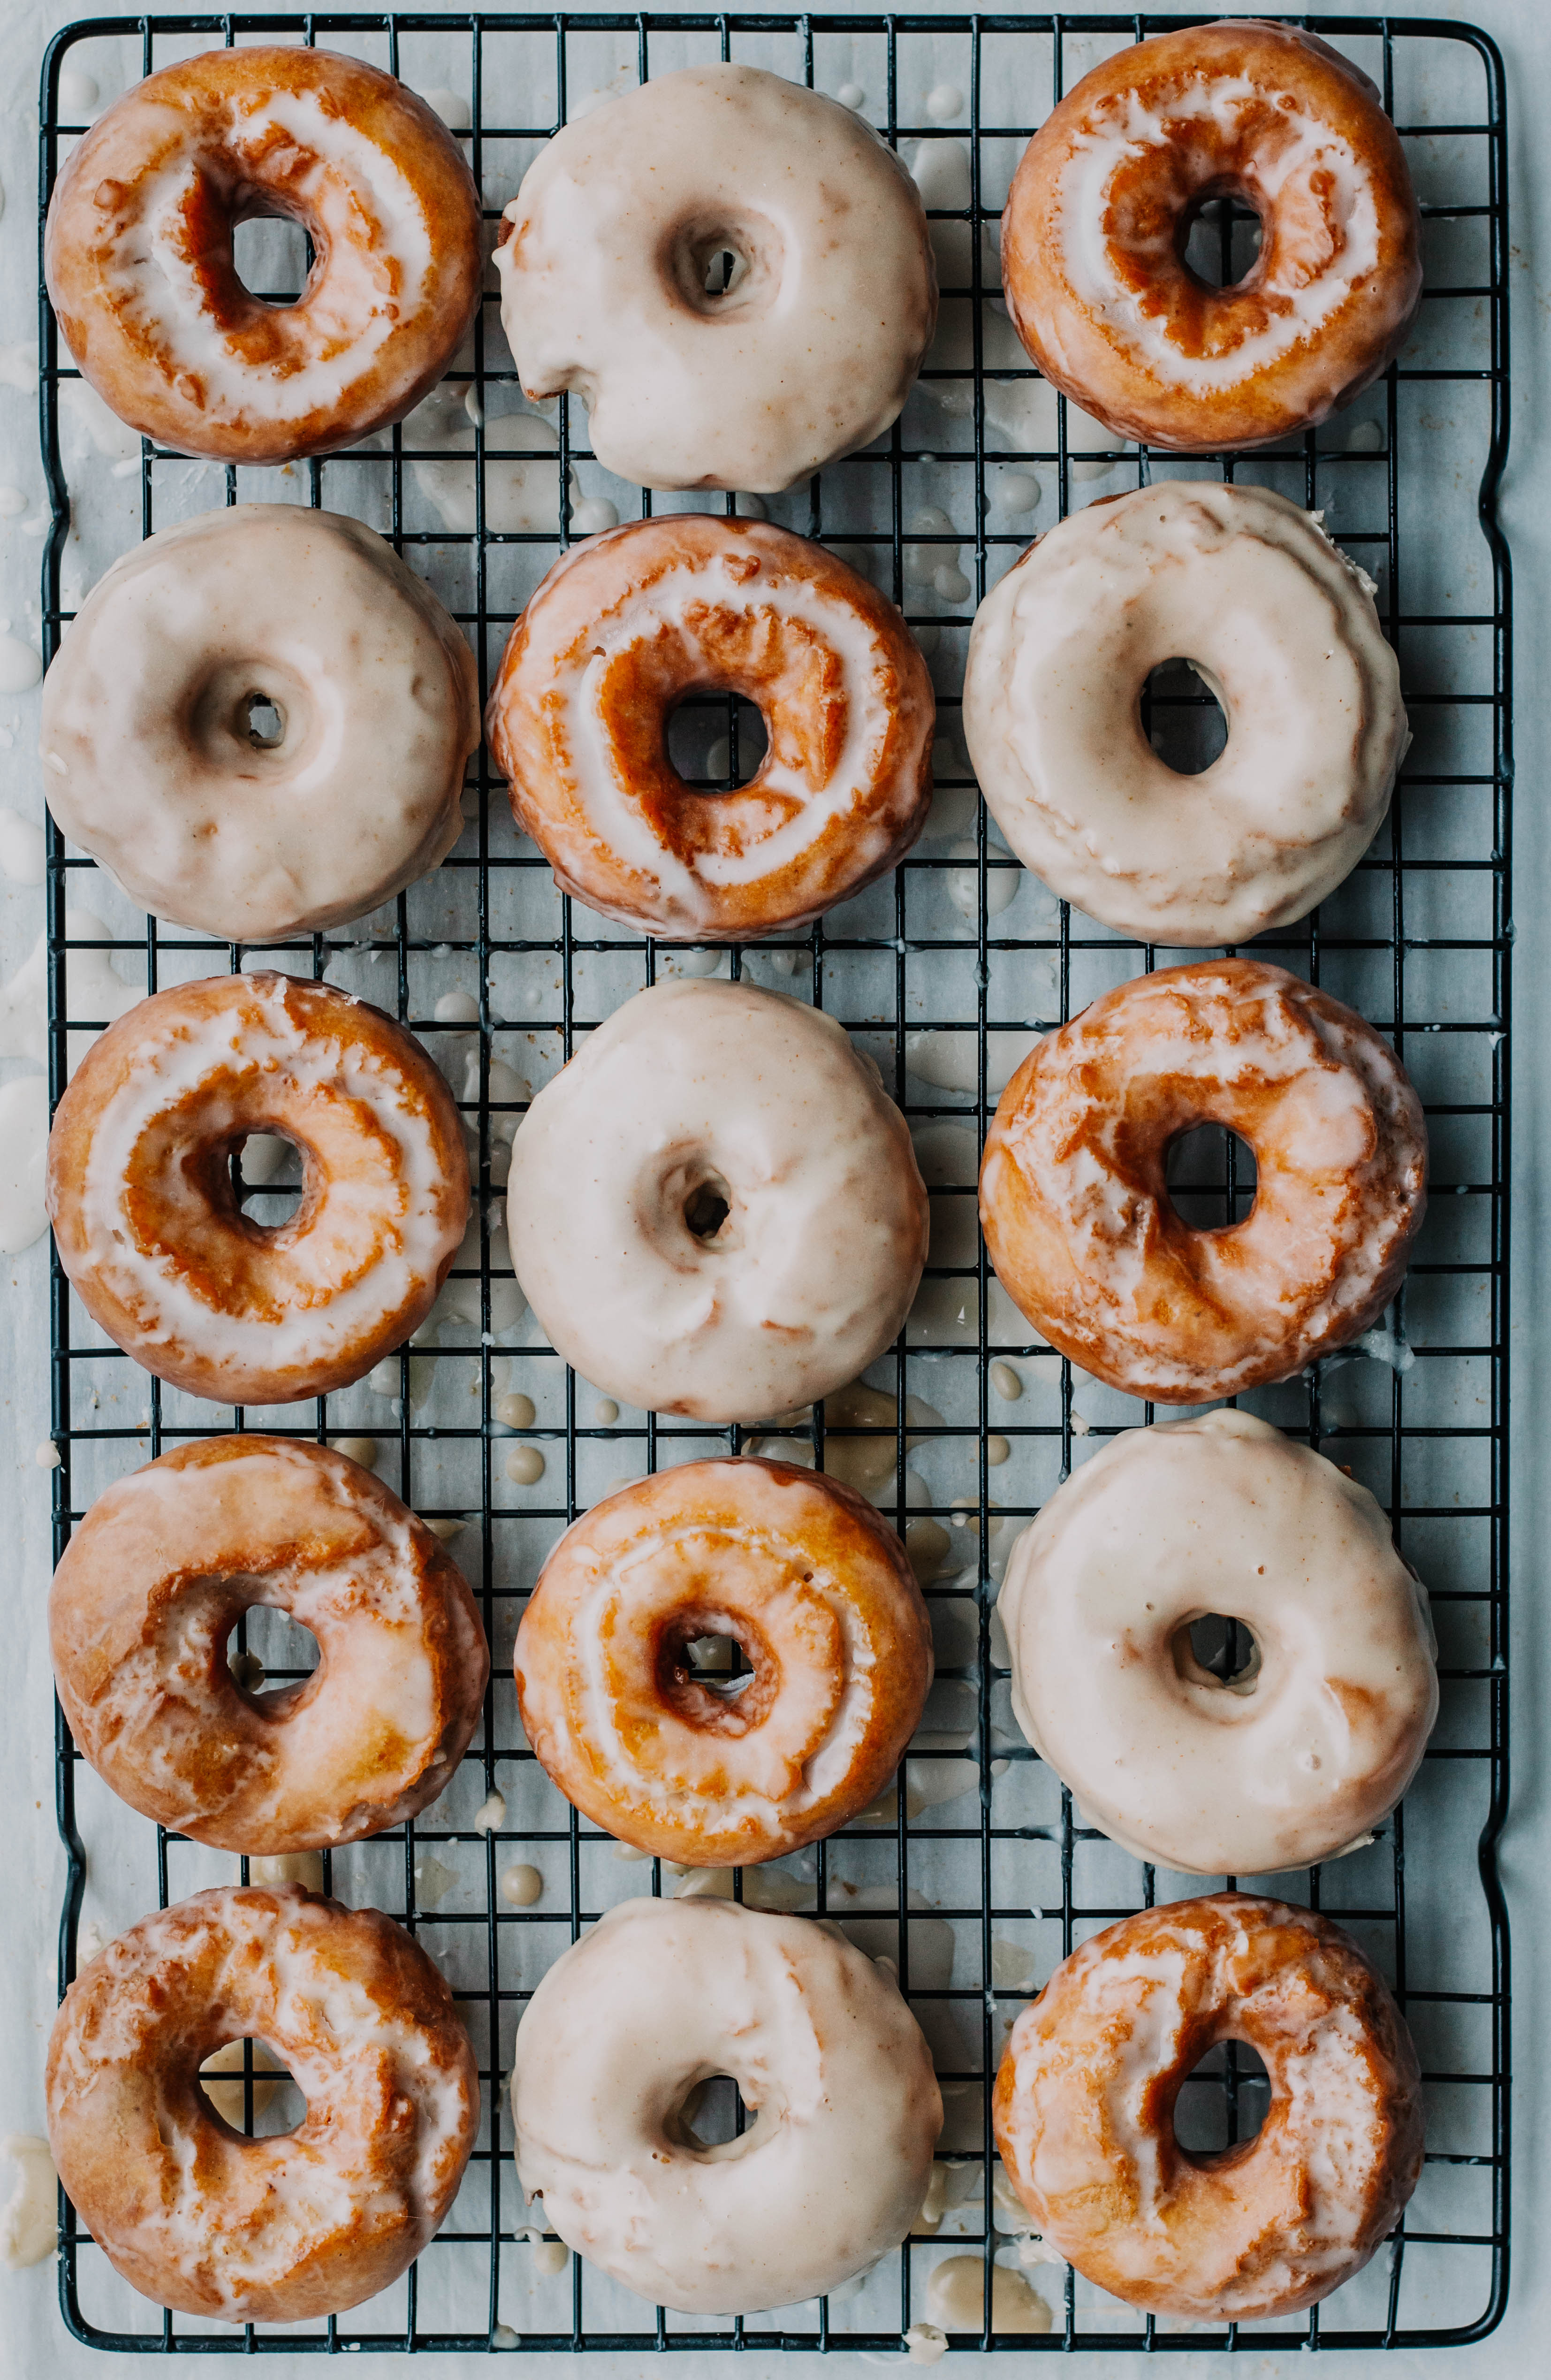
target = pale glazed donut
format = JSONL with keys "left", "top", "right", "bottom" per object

{"left": 47, "top": 972, "right": 469, "bottom": 1405}
{"left": 517, "top": 1457, "right": 932, "bottom": 1864}
{"left": 44, "top": 48, "right": 481, "bottom": 465}
{"left": 50, "top": 1437, "right": 489, "bottom": 1853}
{"left": 999, "top": 1411, "right": 1437, "bottom": 1876}
{"left": 506, "top": 978, "right": 928, "bottom": 1421}
{"left": 494, "top": 63, "right": 936, "bottom": 492}
{"left": 486, "top": 516, "right": 934, "bottom": 940}
{"left": 962, "top": 482, "right": 1407, "bottom": 945}
{"left": 980, "top": 960, "right": 1426, "bottom": 1402}
{"left": 1000, "top": 22, "right": 1422, "bottom": 451}
{"left": 40, "top": 507, "right": 479, "bottom": 942}
{"left": 511, "top": 1896, "right": 942, "bottom": 2312}
{"left": 994, "top": 1893, "right": 1424, "bottom": 2322}
{"left": 46, "top": 1886, "right": 477, "bottom": 2322}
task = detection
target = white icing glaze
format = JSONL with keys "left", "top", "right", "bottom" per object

{"left": 496, "top": 64, "right": 936, "bottom": 492}
{"left": 46, "top": 1885, "right": 477, "bottom": 2322}
{"left": 1057, "top": 80, "right": 1380, "bottom": 399}
{"left": 510, "top": 1897, "right": 941, "bottom": 2311}
{"left": 50, "top": 1437, "right": 488, "bottom": 1850}
{"left": 963, "top": 482, "right": 1407, "bottom": 945}
{"left": 1000, "top": 1411, "right": 1438, "bottom": 1874}
{"left": 506, "top": 979, "right": 927, "bottom": 1420}
{"left": 41, "top": 505, "right": 478, "bottom": 940}
{"left": 49, "top": 972, "right": 467, "bottom": 1403}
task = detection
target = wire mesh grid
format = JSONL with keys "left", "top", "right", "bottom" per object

{"left": 36, "top": 8, "right": 1510, "bottom": 2356}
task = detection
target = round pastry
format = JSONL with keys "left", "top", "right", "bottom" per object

{"left": 494, "top": 62, "right": 936, "bottom": 492}
{"left": 999, "top": 1410, "right": 1437, "bottom": 1875}
{"left": 40, "top": 506, "right": 479, "bottom": 941}
{"left": 44, "top": 47, "right": 482, "bottom": 465}
{"left": 46, "top": 1885, "right": 477, "bottom": 2322}
{"left": 506, "top": 977, "right": 928, "bottom": 1420}
{"left": 999, "top": 22, "right": 1422, "bottom": 451}
{"left": 980, "top": 959, "right": 1426, "bottom": 1402}
{"left": 486, "top": 514, "right": 935, "bottom": 940}
{"left": 47, "top": 971, "right": 469, "bottom": 1405}
{"left": 995, "top": 1893, "right": 1424, "bottom": 2321}
{"left": 511, "top": 1895, "right": 942, "bottom": 2312}
{"left": 517, "top": 1457, "right": 932, "bottom": 1864}
{"left": 51, "top": 1436, "right": 489, "bottom": 1853}
{"left": 962, "top": 481, "right": 1407, "bottom": 945}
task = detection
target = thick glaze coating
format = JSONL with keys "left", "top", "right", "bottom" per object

{"left": 506, "top": 978, "right": 928, "bottom": 1420}
{"left": 46, "top": 1886, "right": 477, "bottom": 2323}
{"left": 47, "top": 972, "right": 469, "bottom": 1405}
{"left": 517, "top": 1457, "right": 932, "bottom": 1864}
{"left": 41, "top": 507, "right": 479, "bottom": 941}
{"left": 495, "top": 63, "right": 936, "bottom": 492}
{"left": 994, "top": 1894, "right": 1424, "bottom": 2321}
{"left": 511, "top": 1897, "right": 942, "bottom": 2312}
{"left": 1000, "top": 23, "right": 1422, "bottom": 451}
{"left": 980, "top": 960, "right": 1426, "bottom": 1402}
{"left": 962, "top": 482, "right": 1407, "bottom": 945}
{"left": 999, "top": 1411, "right": 1437, "bottom": 1875}
{"left": 487, "top": 516, "right": 934, "bottom": 940}
{"left": 44, "top": 47, "right": 482, "bottom": 464}
{"left": 51, "top": 1438, "right": 489, "bottom": 1853}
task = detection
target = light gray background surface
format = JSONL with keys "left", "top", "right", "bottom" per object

{"left": 0, "top": 0, "right": 1543, "bottom": 2373}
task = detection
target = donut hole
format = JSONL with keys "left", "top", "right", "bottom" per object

{"left": 1174, "top": 2038, "right": 1272, "bottom": 2161}
{"left": 242, "top": 691, "right": 286, "bottom": 750}
{"left": 1141, "top": 658, "right": 1228, "bottom": 777}
{"left": 198, "top": 2036, "right": 305, "bottom": 2137}
{"left": 666, "top": 215, "right": 777, "bottom": 318}
{"left": 227, "top": 1609, "right": 321, "bottom": 1704}
{"left": 671, "top": 2072, "right": 750, "bottom": 2152}
{"left": 666, "top": 694, "right": 769, "bottom": 791}
{"left": 1173, "top": 1612, "right": 1262, "bottom": 1696}
{"left": 683, "top": 1174, "right": 733, "bottom": 1242}
{"left": 1178, "top": 190, "right": 1265, "bottom": 293}
{"left": 659, "top": 1615, "right": 769, "bottom": 1731}
{"left": 1164, "top": 1123, "right": 1256, "bottom": 1230}
{"left": 231, "top": 1130, "right": 305, "bottom": 1228}
{"left": 231, "top": 209, "right": 312, "bottom": 307}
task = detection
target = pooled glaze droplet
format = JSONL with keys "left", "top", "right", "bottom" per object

{"left": 0, "top": 636, "right": 40, "bottom": 694}
{"left": 989, "top": 1360, "right": 1022, "bottom": 1401}
{"left": 0, "top": 1076, "right": 49, "bottom": 1252}
{"left": 926, "top": 85, "right": 965, "bottom": 123}
{"left": 434, "top": 988, "right": 480, "bottom": 1024}
{"left": 473, "top": 1789, "right": 507, "bottom": 1832}
{"left": 495, "top": 1390, "right": 536, "bottom": 1428}
{"left": 248, "top": 1850, "right": 326, "bottom": 1892}
{"left": 0, "top": 2134, "right": 57, "bottom": 2268}
{"left": 418, "top": 88, "right": 471, "bottom": 130}
{"left": 329, "top": 1436, "right": 379, "bottom": 1472}
{"left": 836, "top": 82, "right": 866, "bottom": 109}
{"left": 505, "top": 1444, "right": 544, "bottom": 1486}
{"left": 571, "top": 496, "right": 619, "bottom": 535}
{"left": 501, "top": 1861, "right": 543, "bottom": 1906}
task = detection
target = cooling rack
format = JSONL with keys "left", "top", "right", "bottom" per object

{"left": 36, "top": 8, "right": 1511, "bottom": 2356}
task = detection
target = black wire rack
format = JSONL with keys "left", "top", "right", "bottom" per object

{"left": 36, "top": 8, "right": 1510, "bottom": 2357}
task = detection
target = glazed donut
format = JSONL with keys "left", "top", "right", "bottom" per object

{"left": 495, "top": 63, "right": 936, "bottom": 492}
{"left": 999, "top": 1410, "right": 1437, "bottom": 1875}
{"left": 506, "top": 978, "right": 928, "bottom": 1420}
{"left": 487, "top": 515, "right": 935, "bottom": 940}
{"left": 46, "top": 1886, "right": 477, "bottom": 2322}
{"left": 47, "top": 972, "right": 469, "bottom": 1405}
{"left": 511, "top": 1896, "right": 941, "bottom": 2312}
{"left": 51, "top": 1437, "right": 489, "bottom": 1853}
{"left": 962, "top": 482, "right": 1407, "bottom": 945}
{"left": 44, "top": 47, "right": 482, "bottom": 465}
{"left": 1000, "top": 22, "right": 1422, "bottom": 451}
{"left": 40, "top": 506, "right": 479, "bottom": 941}
{"left": 994, "top": 1893, "right": 1424, "bottom": 2321}
{"left": 980, "top": 959, "right": 1426, "bottom": 1402}
{"left": 517, "top": 1457, "right": 932, "bottom": 1864}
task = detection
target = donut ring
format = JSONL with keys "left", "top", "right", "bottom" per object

{"left": 962, "top": 482, "right": 1407, "bottom": 945}
{"left": 40, "top": 506, "right": 480, "bottom": 940}
{"left": 980, "top": 959, "right": 1426, "bottom": 1402}
{"left": 44, "top": 47, "right": 482, "bottom": 465}
{"left": 995, "top": 1893, "right": 1424, "bottom": 2322}
{"left": 50, "top": 1437, "right": 490, "bottom": 1853}
{"left": 495, "top": 63, "right": 936, "bottom": 492}
{"left": 506, "top": 977, "right": 928, "bottom": 1421}
{"left": 46, "top": 972, "right": 470, "bottom": 1406}
{"left": 46, "top": 1886, "right": 478, "bottom": 2322}
{"left": 999, "top": 1411, "right": 1438, "bottom": 1875}
{"left": 511, "top": 1896, "right": 942, "bottom": 2312}
{"left": 1000, "top": 22, "right": 1422, "bottom": 450}
{"left": 487, "top": 515, "right": 935, "bottom": 940}
{"left": 517, "top": 1457, "right": 932, "bottom": 1864}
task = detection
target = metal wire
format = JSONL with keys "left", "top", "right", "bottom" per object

{"left": 37, "top": 10, "right": 1510, "bottom": 2355}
